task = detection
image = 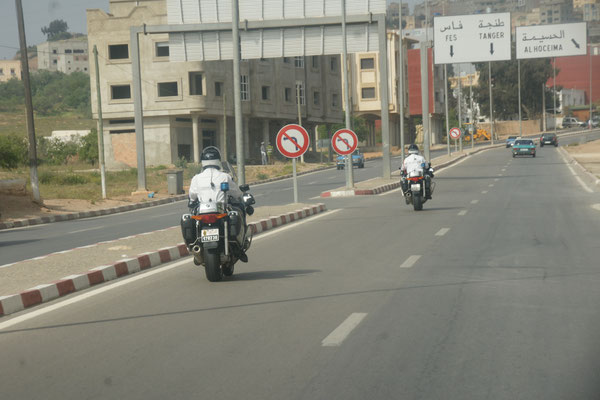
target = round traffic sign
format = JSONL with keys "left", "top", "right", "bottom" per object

{"left": 332, "top": 129, "right": 358, "bottom": 156}
{"left": 276, "top": 124, "right": 310, "bottom": 158}
{"left": 449, "top": 127, "right": 462, "bottom": 139}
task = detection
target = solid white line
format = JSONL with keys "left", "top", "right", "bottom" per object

{"left": 54, "top": 249, "right": 73, "bottom": 255}
{"left": 0, "top": 263, "right": 16, "bottom": 270}
{"left": 309, "top": 196, "right": 322, "bottom": 200}
{"left": 308, "top": 181, "right": 318, "bottom": 185}
{"left": 435, "top": 228, "right": 450, "bottom": 237}
{"left": 400, "top": 255, "right": 422, "bottom": 269}
{"left": 254, "top": 209, "right": 341, "bottom": 241}
{"left": 322, "top": 313, "right": 368, "bottom": 347}
{"left": 0, "top": 210, "right": 340, "bottom": 329}
{"left": 458, "top": 210, "right": 468, "bottom": 216}
{"left": 471, "top": 199, "right": 479, "bottom": 204}
{"left": 68, "top": 226, "right": 106, "bottom": 234}
{"left": 559, "top": 151, "right": 594, "bottom": 193}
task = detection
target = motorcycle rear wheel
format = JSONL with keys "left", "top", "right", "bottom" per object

{"left": 222, "top": 262, "right": 235, "bottom": 276}
{"left": 413, "top": 194, "right": 423, "bottom": 211}
{"left": 204, "top": 249, "right": 223, "bottom": 282}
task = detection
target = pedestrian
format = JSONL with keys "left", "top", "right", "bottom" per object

{"left": 260, "top": 141, "right": 267, "bottom": 165}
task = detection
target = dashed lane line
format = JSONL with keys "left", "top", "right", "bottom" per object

{"left": 482, "top": 190, "right": 488, "bottom": 194}
{"left": 322, "top": 313, "right": 368, "bottom": 347}
{"left": 471, "top": 200, "right": 479, "bottom": 204}
{"left": 400, "top": 255, "right": 422, "bottom": 269}
{"left": 435, "top": 228, "right": 450, "bottom": 236}
{"left": 458, "top": 210, "right": 468, "bottom": 216}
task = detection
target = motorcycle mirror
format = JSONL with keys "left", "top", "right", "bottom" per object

{"left": 220, "top": 182, "right": 230, "bottom": 192}
{"left": 239, "top": 184, "right": 250, "bottom": 192}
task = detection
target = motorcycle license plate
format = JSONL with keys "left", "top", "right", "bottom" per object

{"left": 200, "top": 228, "right": 219, "bottom": 243}
{"left": 411, "top": 184, "right": 421, "bottom": 191}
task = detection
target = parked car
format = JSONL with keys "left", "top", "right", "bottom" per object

{"left": 585, "top": 116, "right": 600, "bottom": 128}
{"left": 512, "top": 139, "right": 536, "bottom": 158}
{"left": 505, "top": 136, "right": 518, "bottom": 148}
{"left": 540, "top": 133, "right": 558, "bottom": 147}
{"left": 336, "top": 149, "right": 365, "bottom": 169}
{"left": 562, "top": 117, "right": 585, "bottom": 129}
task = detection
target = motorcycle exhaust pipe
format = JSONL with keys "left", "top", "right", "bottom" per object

{"left": 192, "top": 245, "right": 201, "bottom": 254}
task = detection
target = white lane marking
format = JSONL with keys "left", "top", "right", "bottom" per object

{"left": 458, "top": 210, "right": 468, "bottom": 216}
{"left": 501, "top": 168, "right": 506, "bottom": 172}
{"left": 310, "top": 196, "right": 322, "bottom": 200}
{"left": 400, "top": 255, "right": 422, "bottom": 269}
{"left": 592, "top": 204, "right": 600, "bottom": 211}
{"left": 322, "top": 313, "right": 368, "bottom": 347}
{"left": 54, "top": 249, "right": 73, "bottom": 255}
{"left": 0, "top": 263, "right": 17, "bottom": 270}
{"left": 481, "top": 190, "right": 488, "bottom": 194}
{"left": 0, "top": 209, "right": 341, "bottom": 329}
{"left": 494, "top": 178, "right": 500, "bottom": 182}
{"left": 308, "top": 181, "right": 318, "bottom": 185}
{"left": 68, "top": 226, "right": 106, "bottom": 234}
{"left": 498, "top": 174, "right": 503, "bottom": 177}
{"left": 471, "top": 199, "right": 479, "bottom": 204}
{"left": 435, "top": 228, "right": 450, "bottom": 236}
{"left": 489, "top": 184, "right": 494, "bottom": 187}
{"left": 559, "top": 150, "right": 594, "bottom": 193}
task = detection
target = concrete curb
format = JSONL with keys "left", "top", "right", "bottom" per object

{"left": 0, "top": 203, "right": 327, "bottom": 317}
{"left": 558, "top": 147, "right": 600, "bottom": 188}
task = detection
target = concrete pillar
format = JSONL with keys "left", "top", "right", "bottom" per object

{"left": 243, "top": 116, "right": 250, "bottom": 159}
{"left": 192, "top": 116, "right": 200, "bottom": 163}
{"left": 262, "top": 119, "right": 270, "bottom": 144}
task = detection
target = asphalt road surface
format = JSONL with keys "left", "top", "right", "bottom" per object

{"left": 1, "top": 140, "right": 600, "bottom": 399}
{"left": 1, "top": 128, "right": 598, "bottom": 266}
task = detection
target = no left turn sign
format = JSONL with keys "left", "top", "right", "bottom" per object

{"left": 276, "top": 124, "right": 310, "bottom": 158}
{"left": 332, "top": 129, "right": 358, "bottom": 156}
{"left": 449, "top": 127, "right": 462, "bottom": 139}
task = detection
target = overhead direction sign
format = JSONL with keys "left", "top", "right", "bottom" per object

{"left": 276, "top": 124, "right": 310, "bottom": 158}
{"left": 516, "top": 22, "right": 587, "bottom": 60}
{"left": 332, "top": 129, "right": 358, "bottom": 155}
{"left": 449, "top": 127, "right": 461, "bottom": 140}
{"left": 434, "top": 13, "right": 511, "bottom": 64}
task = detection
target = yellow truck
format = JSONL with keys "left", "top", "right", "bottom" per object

{"left": 463, "top": 123, "right": 490, "bottom": 142}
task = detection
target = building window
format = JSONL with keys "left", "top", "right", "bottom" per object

{"left": 362, "top": 87, "right": 376, "bottom": 99}
{"left": 189, "top": 72, "right": 203, "bottom": 95}
{"left": 215, "top": 81, "right": 223, "bottom": 97}
{"left": 360, "top": 57, "right": 375, "bottom": 70}
{"left": 332, "top": 93, "right": 339, "bottom": 107}
{"left": 10, "top": 68, "right": 16, "bottom": 75}
{"left": 283, "top": 57, "right": 291, "bottom": 64}
{"left": 261, "top": 86, "right": 270, "bottom": 101}
{"left": 241, "top": 75, "right": 249, "bottom": 101}
{"left": 284, "top": 87, "right": 292, "bottom": 102}
{"left": 155, "top": 42, "right": 169, "bottom": 57}
{"left": 111, "top": 85, "right": 131, "bottom": 100}
{"left": 53, "top": 59, "right": 57, "bottom": 64}
{"left": 158, "top": 81, "right": 178, "bottom": 97}
{"left": 52, "top": 49, "right": 57, "bottom": 54}
{"left": 65, "top": 49, "right": 72, "bottom": 54}
{"left": 108, "top": 44, "right": 129, "bottom": 60}
{"left": 0, "top": 68, "right": 3, "bottom": 75}
{"left": 295, "top": 81, "right": 305, "bottom": 105}
{"left": 73, "top": 49, "right": 85, "bottom": 54}
{"left": 330, "top": 57, "right": 338, "bottom": 72}
{"left": 313, "top": 91, "right": 320, "bottom": 106}
{"left": 294, "top": 56, "right": 304, "bottom": 68}
{"left": 312, "top": 56, "right": 320, "bottom": 70}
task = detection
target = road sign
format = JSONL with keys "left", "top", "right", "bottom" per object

{"left": 516, "top": 22, "right": 587, "bottom": 60}
{"left": 332, "top": 129, "right": 358, "bottom": 155}
{"left": 449, "top": 127, "right": 462, "bottom": 139}
{"left": 434, "top": 13, "right": 511, "bottom": 64}
{"left": 276, "top": 124, "right": 310, "bottom": 158}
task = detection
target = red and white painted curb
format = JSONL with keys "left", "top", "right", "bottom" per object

{"left": 321, "top": 182, "right": 401, "bottom": 197}
{"left": 0, "top": 204, "right": 326, "bottom": 317}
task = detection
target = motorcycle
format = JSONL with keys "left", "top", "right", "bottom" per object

{"left": 400, "top": 164, "right": 435, "bottom": 211}
{"left": 180, "top": 183, "right": 255, "bottom": 282}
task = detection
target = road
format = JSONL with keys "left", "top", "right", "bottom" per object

{"left": 1, "top": 141, "right": 600, "bottom": 399}
{"left": 1, "top": 128, "right": 598, "bottom": 267}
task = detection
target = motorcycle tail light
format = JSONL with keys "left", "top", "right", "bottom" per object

{"left": 191, "top": 213, "right": 228, "bottom": 223}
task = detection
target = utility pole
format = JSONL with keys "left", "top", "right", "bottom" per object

{"left": 341, "top": 0, "right": 354, "bottom": 188}
{"left": 458, "top": 65, "right": 463, "bottom": 151}
{"left": 470, "top": 74, "right": 474, "bottom": 149}
{"left": 232, "top": 0, "right": 245, "bottom": 185}
{"left": 223, "top": 94, "right": 228, "bottom": 161}
{"left": 15, "top": 0, "right": 40, "bottom": 203}
{"left": 553, "top": 57, "right": 557, "bottom": 135}
{"left": 93, "top": 45, "right": 107, "bottom": 199}
{"left": 489, "top": 62, "right": 495, "bottom": 145}
{"left": 518, "top": 59, "right": 522, "bottom": 138}
{"left": 398, "top": 0, "right": 406, "bottom": 164}
{"left": 444, "top": 64, "right": 450, "bottom": 156}
{"left": 420, "top": 41, "right": 430, "bottom": 161}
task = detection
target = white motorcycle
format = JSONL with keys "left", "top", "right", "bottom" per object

{"left": 401, "top": 164, "right": 435, "bottom": 211}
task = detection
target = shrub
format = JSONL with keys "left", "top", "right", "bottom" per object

{"left": 257, "top": 173, "right": 268, "bottom": 180}
{"left": 78, "top": 129, "right": 98, "bottom": 165}
{"left": 38, "top": 136, "right": 80, "bottom": 165}
{"left": 0, "top": 134, "right": 28, "bottom": 169}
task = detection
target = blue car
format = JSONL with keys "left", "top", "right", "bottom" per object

{"left": 336, "top": 150, "right": 365, "bottom": 170}
{"left": 505, "top": 136, "right": 518, "bottom": 148}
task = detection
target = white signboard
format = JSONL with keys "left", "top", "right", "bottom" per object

{"left": 433, "top": 13, "right": 511, "bottom": 64}
{"left": 516, "top": 22, "right": 587, "bottom": 60}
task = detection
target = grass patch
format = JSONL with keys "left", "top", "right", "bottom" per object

{"left": 0, "top": 108, "right": 95, "bottom": 138}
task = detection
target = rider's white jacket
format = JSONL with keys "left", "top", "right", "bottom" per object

{"left": 189, "top": 167, "right": 243, "bottom": 207}
{"left": 402, "top": 154, "right": 427, "bottom": 177}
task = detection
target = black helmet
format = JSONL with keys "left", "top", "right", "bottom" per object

{"left": 408, "top": 144, "right": 420, "bottom": 155}
{"left": 201, "top": 146, "right": 222, "bottom": 169}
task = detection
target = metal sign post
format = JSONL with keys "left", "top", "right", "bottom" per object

{"left": 341, "top": 0, "right": 355, "bottom": 189}
{"left": 276, "top": 125, "right": 310, "bottom": 203}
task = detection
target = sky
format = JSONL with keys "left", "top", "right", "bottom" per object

{"left": 1, "top": 0, "right": 421, "bottom": 60}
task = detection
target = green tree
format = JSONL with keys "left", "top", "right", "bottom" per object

{"left": 41, "top": 19, "right": 72, "bottom": 41}
{"left": 0, "top": 135, "right": 28, "bottom": 169}
{"left": 317, "top": 116, "right": 370, "bottom": 141}
{"left": 474, "top": 55, "right": 553, "bottom": 121}
{"left": 78, "top": 129, "right": 99, "bottom": 165}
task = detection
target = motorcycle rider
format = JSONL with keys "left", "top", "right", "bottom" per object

{"left": 401, "top": 144, "right": 433, "bottom": 200}
{"left": 189, "top": 146, "right": 249, "bottom": 262}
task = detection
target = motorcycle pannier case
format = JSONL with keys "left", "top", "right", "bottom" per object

{"left": 180, "top": 214, "right": 196, "bottom": 246}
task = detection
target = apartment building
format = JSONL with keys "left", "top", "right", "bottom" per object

{"left": 87, "top": 0, "right": 343, "bottom": 169}
{"left": 0, "top": 60, "right": 22, "bottom": 82}
{"left": 539, "top": 0, "right": 574, "bottom": 24}
{"left": 37, "top": 36, "right": 90, "bottom": 74}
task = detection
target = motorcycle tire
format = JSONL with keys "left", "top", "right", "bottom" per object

{"left": 413, "top": 194, "right": 423, "bottom": 211}
{"left": 204, "top": 249, "right": 223, "bottom": 282}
